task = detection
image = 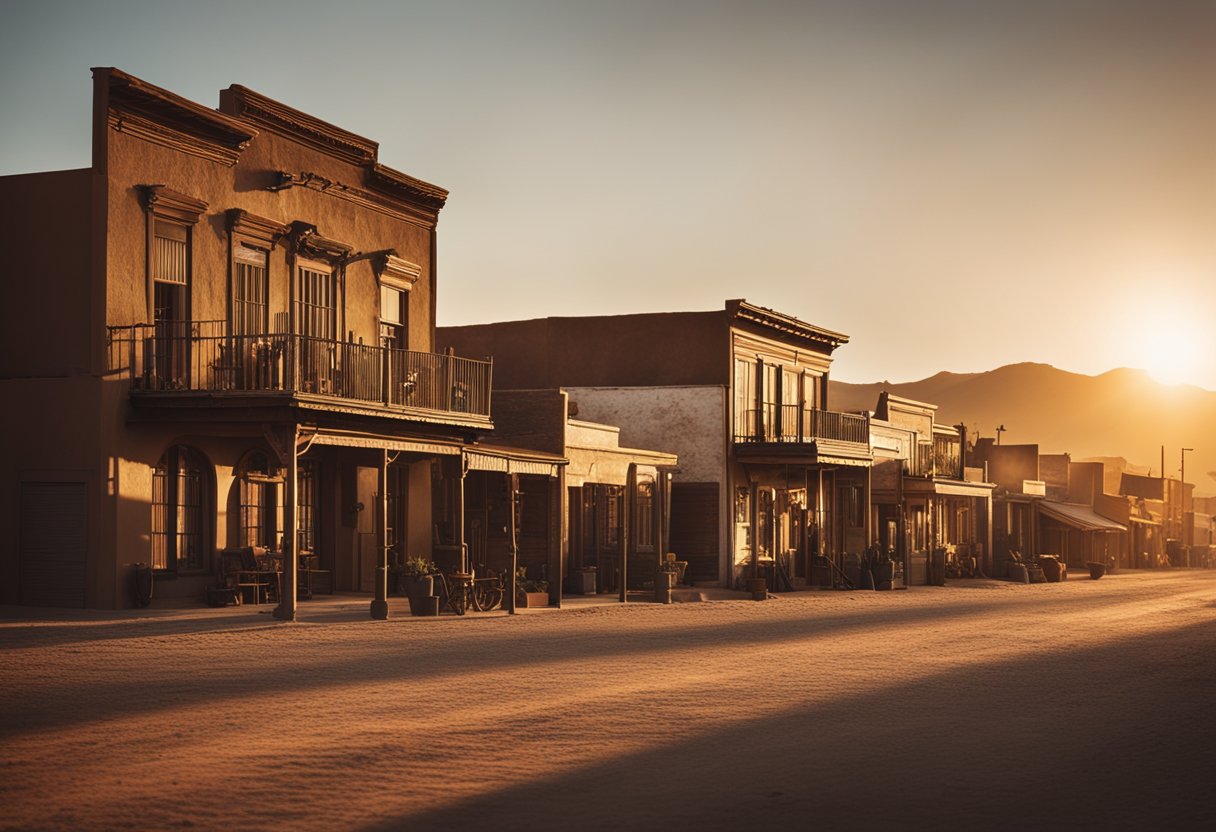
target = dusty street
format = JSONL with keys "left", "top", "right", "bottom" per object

{"left": 2, "top": 571, "right": 1213, "bottom": 831}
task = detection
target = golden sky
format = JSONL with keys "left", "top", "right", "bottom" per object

{"left": 3, "top": 0, "right": 1213, "bottom": 387}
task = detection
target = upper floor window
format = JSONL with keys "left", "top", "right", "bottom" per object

{"left": 233, "top": 245, "right": 269, "bottom": 337}
{"left": 803, "top": 373, "right": 821, "bottom": 411}
{"left": 380, "top": 284, "right": 406, "bottom": 350}
{"left": 298, "top": 261, "right": 338, "bottom": 342}
{"left": 227, "top": 210, "right": 288, "bottom": 338}
{"left": 374, "top": 253, "right": 421, "bottom": 352}
{"left": 141, "top": 186, "right": 207, "bottom": 324}
{"left": 733, "top": 358, "right": 755, "bottom": 440}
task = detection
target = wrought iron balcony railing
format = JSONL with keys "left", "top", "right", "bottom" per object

{"left": 734, "top": 406, "right": 869, "bottom": 445}
{"left": 106, "top": 322, "right": 492, "bottom": 419}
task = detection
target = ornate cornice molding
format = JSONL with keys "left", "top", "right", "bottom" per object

{"left": 220, "top": 85, "right": 378, "bottom": 166}
{"left": 140, "top": 185, "right": 208, "bottom": 224}
{"left": 289, "top": 221, "right": 353, "bottom": 263}
{"left": 729, "top": 299, "right": 850, "bottom": 351}
{"left": 99, "top": 67, "right": 256, "bottom": 167}
{"left": 269, "top": 171, "right": 440, "bottom": 229}
{"left": 374, "top": 253, "right": 422, "bottom": 289}
{"left": 368, "top": 164, "right": 449, "bottom": 212}
{"left": 226, "top": 209, "right": 290, "bottom": 247}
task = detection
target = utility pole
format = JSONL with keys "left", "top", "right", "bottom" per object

{"left": 995, "top": 424, "right": 1006, "bottom": 446}
{"left": 1181, "top": 447, "right": 1193, "bottom": 514}
{"left": 1182, "top": 447, "right": 1194, "bottom": 566}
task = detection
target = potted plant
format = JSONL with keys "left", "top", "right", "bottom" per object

{"left": 515, "top": 566, "right": 549, "bottom": 608}
{"left": 402, "top": 556, "right": 437, "bottom": 615}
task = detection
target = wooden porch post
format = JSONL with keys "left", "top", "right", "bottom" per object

{"left": 371, "top": 449, "right": 389, "bottom": 619}
{"left": 985, "top": 491, "right": 994, "bottom": 577}
{"left": 550, "top": 469, "right": 563, "bottom": 608}
{"left": 865, "top": 465, "right": 873, "bottom": 549}
{"left": 619, "top": 464, "right": 634, "bottom": 603}
{"left": 274, "top": 424, "right": 299, "bottom": 622}
{"left": 508, "top": 472, "right": 519, "bottom": 614}
{"left": 456, "top": 454, "right": 467, "bottom": 574}
{"left": 750, "top": 480, "right": 759, "bottom": 580}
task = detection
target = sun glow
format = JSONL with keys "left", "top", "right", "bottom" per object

{"left": 1142, "top": 326, "right": 1207, "bottom": 387}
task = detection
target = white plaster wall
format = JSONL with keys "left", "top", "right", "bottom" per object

{"left": 563, "top": 386, "right": 730, "bottom": 583}
{"left": 562, "top": 386, "right": 725, "bottom": 482}
{"left": 565, "top": 420, "right": 622, "bottom": 451}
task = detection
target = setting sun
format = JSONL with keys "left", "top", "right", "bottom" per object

{"left": 1143, "top": 327, "right": 1205, "bottom": 387}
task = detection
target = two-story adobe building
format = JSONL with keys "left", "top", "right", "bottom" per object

{"left": 0, "top": 68, "right": 519, "bottom": 615}
{"left": 438, "top": 300, "right": 873, "bottom": 589}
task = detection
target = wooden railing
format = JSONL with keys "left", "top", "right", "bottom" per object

{"left": 734, "top": 406, "right": 869, "bottom": 445}
{"left": 106, "top": 324, "right": 492, "bottom": 419}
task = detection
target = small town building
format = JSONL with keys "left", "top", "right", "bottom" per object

{"left": 0, "top": 68, "right": 508, "bottom": 613}
{"left": 970, "top": 440, "right": 1047, "bottom": 576}
{"left": 868, "top": 393, "right": 994, "bottom": 584}
{"left": 481, "top": 389, "right": 678, "bottom": 600}
{"left": 439, "top": 300, "right": 873, "bottom": 589}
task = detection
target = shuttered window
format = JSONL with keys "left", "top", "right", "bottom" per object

{"left": 233, "top": 245, "right": 268, "bottom": 336}
{"left": 298, "top": 264, "right": 337, "bottom": 341}
{"left": 153, "top": 220, "right": 188, "bottom": 285}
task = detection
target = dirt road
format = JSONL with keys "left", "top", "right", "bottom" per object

{"left": 2, "top": 571, "right": 1212, "bottom": 830}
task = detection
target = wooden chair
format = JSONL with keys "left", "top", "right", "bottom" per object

{"left": 219, "top": 547, "right": 278, "bottom": 605}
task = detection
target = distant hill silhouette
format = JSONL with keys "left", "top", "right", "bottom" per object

{"left": 830, "top": 363, "right": 1216, "bottom": 496}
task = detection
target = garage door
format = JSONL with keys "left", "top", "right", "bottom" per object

{"left": 20, "top": 482, "right": 87, "bottom": 608}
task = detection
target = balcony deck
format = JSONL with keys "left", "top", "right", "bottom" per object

{"left": 733, "top": 406, "right": 871, "bottom": 464}
{"left": 107, "top": 323, "right": 492, "bottom": 427}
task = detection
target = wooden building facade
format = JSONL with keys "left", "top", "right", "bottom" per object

{"left": 438, "top": 300, "right": 873, "bottom": 589}
{"left": 0, "top": 69, "right": 496, "bottom": 613}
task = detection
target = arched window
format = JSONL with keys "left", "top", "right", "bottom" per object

{"left": 151, "top": 445, "right": 210, "bottom": 572}
{"left": 235, "top": 451, "right": 319, "bottom": 554}
{"left": 238, "top": 451, "right": 283, "bottom": 550}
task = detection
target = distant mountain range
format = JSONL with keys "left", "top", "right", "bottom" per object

{"left": 829, "top": 363, "right": 1216, "bottom": 496}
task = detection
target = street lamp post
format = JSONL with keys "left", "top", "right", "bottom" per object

{"left": 1181, "top": 447, "right": 1193, "bottom": 510}
{"left": 1181, "top": 447, "right": 1194, "bottom": 565}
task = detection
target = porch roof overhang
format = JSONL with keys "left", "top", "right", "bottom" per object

{"left": 564, "top": 445, "right": 677, "bottom": 487}
{"left": 903, "top": 478, "right": 996, "bottom": 498}
{"left": 464, "top": 444, "right": 567, "bottom": 478}
{"left": 1039, "top": 500, "right": 1127, "bottom": 533}
{"left": 733, "top": 439, "right": 872, "bottom": 468}
{"left": 306, "top": 429, "right": 461, "bottom": 457}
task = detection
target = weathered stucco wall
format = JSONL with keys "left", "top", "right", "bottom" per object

{"left": 562, "top": 385, "right": 727, "bottom": 579}
{"left": 103, "top": 122, "right": 435, "bottom": 351}
{"left": 489, "top": 389, "right": 568, "bottom": 456}
{"left": 561, "top": 386, "right": 723, "bottom": 483}
{"left": 0, "top": 378, "right": 104, "bottom": 605}
{"left": 0, "top": 169, "right": 95, "bottom": 378}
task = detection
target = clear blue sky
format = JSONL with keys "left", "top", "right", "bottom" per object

{"left": 3, "top": 0, "right": 1214, "bottom": 388}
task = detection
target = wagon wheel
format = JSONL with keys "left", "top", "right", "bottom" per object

{"left": 470, "top": 582, "right": 502, "bottom": 612}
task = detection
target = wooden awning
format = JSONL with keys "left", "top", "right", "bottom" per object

{"left": 1039, "top": 500, "right": 1126, "bottom": 533}
{"left": 464, "top": 445, "right": 566, "bottom": 478}
{"left": 305, "top": 430, "right": 460, "bottom": 456}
